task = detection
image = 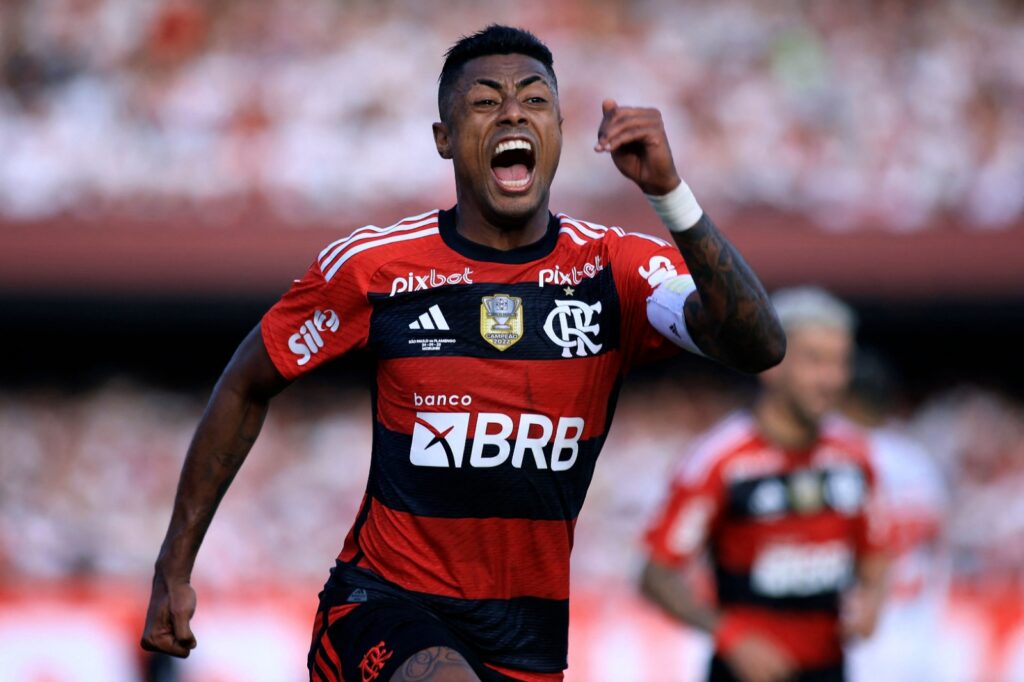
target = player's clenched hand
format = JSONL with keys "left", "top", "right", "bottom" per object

{"left": 140, "top": 574, "right": 198, "bottom": 658}
{"left": 594, "top": 99, "right": 681, "bottom": 196}
{"left": 724, "top": 633, "right": 797, "bottom": 682}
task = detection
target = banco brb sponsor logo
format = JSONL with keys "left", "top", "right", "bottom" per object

{"left": 410, "top": 411, "right": 585, "bottom": 471}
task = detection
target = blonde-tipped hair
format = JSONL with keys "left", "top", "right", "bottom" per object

{"left": 770, "top": 286, "right": 856, "bottom": 334}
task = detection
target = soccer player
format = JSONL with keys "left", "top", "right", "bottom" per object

{"left": 141, "top": 26, "right": 785, "bottom": 682}
{"left": 642, "top": 288, "right": 887, "bottom": 682}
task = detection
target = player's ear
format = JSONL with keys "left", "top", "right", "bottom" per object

{"left": 433, "top": 122, "right": 452, "bottom": 159}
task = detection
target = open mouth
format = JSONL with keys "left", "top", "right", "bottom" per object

{"left": 490, "top": 138, "right": 536, "bottom": 193}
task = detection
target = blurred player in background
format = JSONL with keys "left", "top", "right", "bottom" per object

{"left": 842, "top": 352, "right": 949, "bottom": 682}
{"left": 642, "top": 287, "right": 887, "bottom": 682}
{"left": 140, "top": 25, "right": 785, "bottom": 682}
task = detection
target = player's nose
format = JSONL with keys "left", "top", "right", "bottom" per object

{"left": 498, "top": 98, "right": 528, "bottom": 127}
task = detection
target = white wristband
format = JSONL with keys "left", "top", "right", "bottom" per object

{"left": 645, "top": 180, "right": 703, "bottom": 233}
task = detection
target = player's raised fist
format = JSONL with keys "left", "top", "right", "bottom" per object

{"left": 594, "top": 99, "right": 681, "bottom": 196}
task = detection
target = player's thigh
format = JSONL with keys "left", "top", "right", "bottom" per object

{"left": 390, "top": 646, "right": 481, "bottom": 681}
{"left": 308, "top": 597, "right": 481, "bottom": 682}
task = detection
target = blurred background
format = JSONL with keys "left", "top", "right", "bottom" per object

{"left": 1, "top": 0, "right": 1023, "bottom": 680}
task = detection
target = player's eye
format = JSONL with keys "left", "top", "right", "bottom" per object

{"left": 475, "top": 98, "right": 498, "bottom": 107}
{"left": 526, "top": 96, "right": 547, "bottom": 104}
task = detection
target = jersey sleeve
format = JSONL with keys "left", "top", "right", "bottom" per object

{"left": 610, "top": 231, "right": 698, "bottom": 369}
{"left": 644, "top": 457, "right": 725, "bottom": 568}
{"left": 260, "top": 252, "right": 373, "bottom": 381}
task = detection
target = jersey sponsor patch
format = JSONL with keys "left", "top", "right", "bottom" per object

{"left": 287, "top": 309, "right": 340, "bottom": 366}
{"left": 638, "top": 255, "right": 678, "bottom": 288}
{"left": 410, "top": 411, "right": 585, "bottom": 471}
{"left": 389, "top": 267, "right": 474, "bottom": 297}
{"left": 480, "top": 294, "right": 524, "bottom": 351}
{"left": 750, "top": 541, "right": 854, "bottom": 597}
{"left": 537, "top": 255, "right": 604, "bottom": 287}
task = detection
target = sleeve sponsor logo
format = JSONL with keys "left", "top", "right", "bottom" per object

{"left": 543, "top": 299, "right": 603, "bottom": 358}
{"left": 410, "top": 411, "right": 585, "bottom": 471}
{"left": 287, "top": 309, "right": 339, "bottom": 366}
{"left": 538, "top": 255, "right": 604, "bottom": 287}
{"left": 389, "top": 268, "right": 473, "bottom": 297}
{"left": 638, "top": 255, "right": 678, "bottom": 288}
{"left": 751, "top": 541, "right": 854, "bottom": 597}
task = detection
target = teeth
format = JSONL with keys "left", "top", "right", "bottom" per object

{"left": 494, "top": 139, "right": 533, "bottom": 156}
{"left": 498, "top": 177, "right": 531, "bottom": 188}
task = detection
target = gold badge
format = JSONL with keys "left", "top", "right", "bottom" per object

{"left": 480, "top": 294, "right": 524, "bottom": 351}
{"left": 789, "top": 469, "right": 824, "bottom": 515}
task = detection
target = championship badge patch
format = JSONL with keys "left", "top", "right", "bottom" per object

{"left": 480, "top": 294, "right": 524, "bottom": 351}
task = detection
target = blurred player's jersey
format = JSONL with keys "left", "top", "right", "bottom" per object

{"left": 261, "top": 208, "right": 691, "bottom": 677}
{"left": 645, "top": 413, "right": 883, "bottom": 670}
{"left": 848, "top": 424, "right": 948, "bottom": 682}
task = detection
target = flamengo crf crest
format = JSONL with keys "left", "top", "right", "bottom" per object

{"left": 480, "top": 294, "right": 523, "bottom": 351}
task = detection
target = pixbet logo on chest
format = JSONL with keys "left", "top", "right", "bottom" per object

{"left": 410, "top": 411, "right": 585, "bottom": 471}
{"left": 390, "top": 268, "right": 474, "bottom": 296}
{"left": 288, "top": 309, "right": 339, "bottom": 366}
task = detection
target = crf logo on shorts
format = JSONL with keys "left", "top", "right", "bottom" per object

{"left": 410, "top": 412, "right": 585, "bottom": 471}
{"left": 358, "top": 641, "right": 393, "bottom": 681}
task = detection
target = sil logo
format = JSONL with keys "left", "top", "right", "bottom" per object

{"left": 288, "top": 309, "right": 339, "bottom": 366}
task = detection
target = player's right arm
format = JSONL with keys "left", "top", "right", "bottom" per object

{"left": 141, "top": 326, "right": 290, "bottom": 657}
{"left": 142, "top": 231, "right": 375, "bottom": 657}
{"left": 642, "top": 461, "right": 796, "bottom": 682}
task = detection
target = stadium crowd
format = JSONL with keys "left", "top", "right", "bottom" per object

{"left": 1, "top": 0, "right": 1022, "bottom": 229}
{"left": 2, "top": 379, "right": 1023, "bottom": 590}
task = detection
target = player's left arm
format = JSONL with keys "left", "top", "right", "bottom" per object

{"left": 596, "top": 100, "right": 785, "bottom": 373}
{"left": 843, "top": 551, "right": 889, "bottom": 640}
{"left": 843, "top": 455, "right": 890, "bottom": 640}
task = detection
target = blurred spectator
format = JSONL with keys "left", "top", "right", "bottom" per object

{"left": 0, "top": 0, "right": 1022, "bottom": 228}
{"left": 842, "top": 351, "right": 951, "bottom": 682}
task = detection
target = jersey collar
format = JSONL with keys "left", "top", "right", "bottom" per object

{"left": 438, "top": 207, "right": 560, "bottom": 264}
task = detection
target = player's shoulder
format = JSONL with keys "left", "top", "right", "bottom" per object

{"left": 555, "top": 212, "right": 671, "bottom": 251}
{"left": 674, "top": 411, "right": 760, "bottom": 485}
{"left": 315, "top": 209, "right": 442, "bottom": 282}
{"left": 820, "top": 414, "right": 873, "bottom": 465}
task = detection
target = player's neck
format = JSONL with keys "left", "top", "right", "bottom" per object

{"left": 755, "top": 396, "right": 820, "bottom": 452}
{"left": 453, "top": 195, "right": 551, "bottom": 251}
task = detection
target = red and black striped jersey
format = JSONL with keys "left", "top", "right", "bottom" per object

{"left": 261, "top": 207, "right": 692, "bottom": 677}
{"left": 645, "top": 412, "right": 885, "bottom": 669}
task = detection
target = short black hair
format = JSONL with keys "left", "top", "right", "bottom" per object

{"left": 438, "top": 25, "right": 556, "bottom": 123}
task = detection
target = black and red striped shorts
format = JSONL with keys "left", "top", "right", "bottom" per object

{"left": 308, "top": 577, "right": 513, "bottom": 682}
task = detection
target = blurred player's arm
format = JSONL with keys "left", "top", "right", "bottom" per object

{"left": 596, "top": 99, "right": 784, "bottom": 373}
{"left": 640, "top": 558, "right": 796, "bottom": 682}
{"left": 843, "top": 550, "right": 889, "bottom": 640}
{"left": 141, "top": 324, "right": 290, "bottom": 657}
{"left": 640, "top": 558, "right": 718, "bottom": 632}
{"left": 643, "top": 478, "right": 797, "bottom": 682}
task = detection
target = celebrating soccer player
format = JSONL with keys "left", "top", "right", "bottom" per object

{"left": 642, "top": 288, "right": 888, "bottom": 682}
{"left": 141, "top": 25, "right": 784, "bottom": 682}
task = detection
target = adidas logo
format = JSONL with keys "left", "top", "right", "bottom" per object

{"left": 409, "top": 304, "right": 449, "bottom": 331}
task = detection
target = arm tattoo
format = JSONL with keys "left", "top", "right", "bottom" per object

{"left": 393, "top": 646, "right": 479, "bottom": 681}
{"left": 672, "top": 214, "right": 785, "bottom": 373}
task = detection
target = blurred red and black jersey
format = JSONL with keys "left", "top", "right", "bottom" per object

{"left": 261, "top": 207, "right": 693, "bottom": 677}
{"left": 645, "top": 412, "right": 885, "bottom": 670}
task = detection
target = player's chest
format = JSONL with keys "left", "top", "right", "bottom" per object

{"left": 366, "top": 258, "right": 622, "bottom": 361}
